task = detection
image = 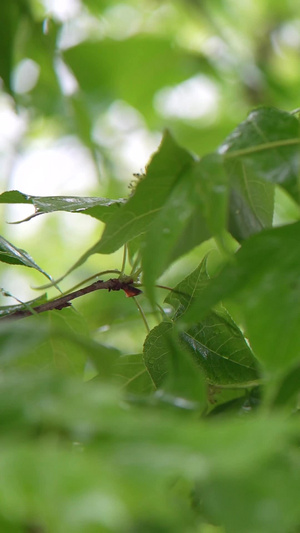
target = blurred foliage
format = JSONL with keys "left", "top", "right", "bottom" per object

{"left": 1, "top": 0, "right": 300, "bottom": 532}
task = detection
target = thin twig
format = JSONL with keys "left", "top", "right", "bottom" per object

{"left": 1, "top": 278, "right": 139, "bottom": 321}
{"left": 53, "top": 269, "right": 121, "bottom": 294}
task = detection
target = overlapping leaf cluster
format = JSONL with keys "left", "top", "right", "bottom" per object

{"left": 1, "top": 1, "right": 300, "bottom": 531}
{"left": 1, "top": 106, "right": 300, "bottom": 531}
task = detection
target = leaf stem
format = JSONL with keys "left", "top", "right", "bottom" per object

{"left": 132, "top": 297, "right": 150, "bottom": 333}
{"left": 223, "top": 137, "right": 300, "bottom": 159}
{"left": 120, "top": 245, "right": 127, "bottom": 276}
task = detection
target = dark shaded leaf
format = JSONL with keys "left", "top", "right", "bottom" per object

{"left": 143, "top": 314, "right": 258, "bottom": 389}
{"left": 181, "top": 311, "right": 259, "bottom": 387}
{"left": 143, "top": 322, "right": 206, "bottom": 406}
{"left": 145, "top": 260, "right": 259, "bottom": 387}
{"left": 182, "top": 220, "right": 300, "bottom": 372}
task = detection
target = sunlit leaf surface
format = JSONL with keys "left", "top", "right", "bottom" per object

{"left": 0, "top": 190, "right": 124, "bottom": 222}
{"left": 0, "top": 235, "right": 52, "bottom": 280}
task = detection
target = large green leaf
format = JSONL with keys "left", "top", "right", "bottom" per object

{"left": 181, "top": 311, "right": 259, "bottom": 387}
{"left": 144, "top": 316, "right": 258, "bottom": 389}
{"left": 145, "top": 260, "right": 259, "bottom": 387}
{"left": 96, "top": 131, "right": 193, "bottom": 252}
{"left": 221, "top": 107, "right": 300, "bottom": 202}
{"left": 142, "top": 154, "right": 228, "bottom": 302}
{"left": 168, "top": 210, "right": 211, "bottom": 263}
{"left": 182, "top": 220, "right": 300, "bottom": 372}
{"left": 192, "top": 153, "right": 229, "bottom": 239}
{"left": 66, "top": 131, "right": 194, "bottom": 274}
{"left": 0, "top": 190, "right": 124, "bottom": 223}
{"left": 141, "top": 168, "right": 197, "bottom": 303}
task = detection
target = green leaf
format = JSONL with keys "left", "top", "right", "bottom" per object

{"left": 142, "top": 155, "right": 227, "bottom": 303}
{"left": 0, "top": 190, "right": 124, "bottom": 223}
{"left": 181, "top": 311, "right": 259, "bottom": 387}
{"left": 227, "top": 164, "right": 275, "bottom": 241}
{"left": 168, "top": 210, "right": 211, "bottom": 263}
{"left": 75, "top": 338, "right": 120, "bottom": 380}
{"left": 0, "top": 319, "right": 48, "bottom": 369}
{"left": 0, "top": 311, "right": 105, "bottom": 376}
{"left": 143, "top": 315, "right": 258, "bottom": 389}
{"left": 145, "top": 261, "right": 259, "bottom": 387}
{"left": 113, "top": 353, "right": 155, "bottom": 395}
{"left": 0, "top": 235, "right": 53, "bottom": 281}
{"left": 272, "top": 362, "right": 300, "bottom": 408}
{"left": 143, "top": 322, "right": 206, "bottom": 406}
{"left": 196, "top": 450, "right": 300, "bottom": 533}
{"left": 142, "top": 167, "right": 197, "bottom": 303}
{"left": 165, "top": 256, "right": 211, "bottom": 320}
{"left": 156, "top": 333, "right": 206, "bottom": 409}
{"left": 66, "top": 131, "right": 194, "bottom": 274}
{"left": 193, "top": 154, "right": 229, "bottom": 240}
{"left": 182, "top": 220, "right": 300, "bottom": 373}
{"left": 97, "top": 131, "right": 193, "bottom": 252}
{"left": 207, "top": 388, "right": 259, "bottom": 417}
{"left": 143, "top": 321, "right": 173, "bottom": 388}
{"left": 221, "top": 107, "right": 300, "bottom": 202}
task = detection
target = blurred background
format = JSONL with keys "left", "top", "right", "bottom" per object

{"left": 1, "top": 0, "right": 300, "bottom": 350}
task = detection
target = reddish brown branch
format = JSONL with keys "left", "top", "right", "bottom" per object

{"left": 1, "top": 278, "right": 142, "bottom": 321}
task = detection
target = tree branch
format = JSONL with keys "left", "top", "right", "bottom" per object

{"left": 1, "top": 278, "right": 142, "bottom": 321}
